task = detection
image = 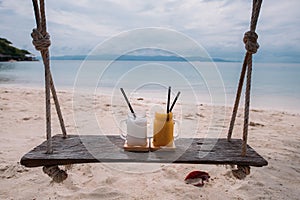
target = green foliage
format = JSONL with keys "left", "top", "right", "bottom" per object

{"left": 0, "top": 37, "right": 12, "bottom": 45}
{"left": 0, "top": 37, "right": 31, "bottom": 58}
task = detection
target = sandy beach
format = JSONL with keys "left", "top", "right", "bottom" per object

{"left": 0, "top": 86, "right": 300, "bottom": 199}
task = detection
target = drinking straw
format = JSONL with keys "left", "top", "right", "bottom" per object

{"left": 169, "top": 91, "right": 181, "bottom": 112}
{"left": 120, "top": 88, "right": 136, "bottom": 119}
{"left": 167, "top": 86, "right": 171, "bottom": 113}
{"left": 166, "top": 86, "right": 171, "bottom": 121}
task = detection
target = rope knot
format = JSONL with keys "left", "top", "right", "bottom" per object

{"left": 243, "top": 31, "right": 259, "bottom": 54}
{"left": 31, "top": 28, "right": 51, "bottom": 51}
{"left": 43, "top": 166, "right": 68, "bottom": 183}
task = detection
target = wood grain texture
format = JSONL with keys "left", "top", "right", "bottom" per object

{"left": 20, "top": 134, "right": 268, "bottom": 167}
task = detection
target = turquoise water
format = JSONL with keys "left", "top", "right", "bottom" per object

{"left": 0, "top": 60, "right": 299, "bottom": 112}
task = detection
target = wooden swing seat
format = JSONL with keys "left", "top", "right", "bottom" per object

{"left": 20, "top": 134, "right": 268, "bottom": 168}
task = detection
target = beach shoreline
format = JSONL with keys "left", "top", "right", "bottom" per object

{"left": 2, "top": 83, "right": 300, "bottom": 114}
{"left": 1, "top": 86, "right": 300, "bottom": 199}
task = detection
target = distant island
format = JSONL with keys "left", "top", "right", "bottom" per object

{"left": 0, "top": 37, "right": 36, "bottom": 62}
{"left": 48, "top": 47, "right": 238, "bottom": 62}
{"left": 0, "top": 38, "right": 238, "bottom": 62}
{"left": 50, "top": 54, "right": 237, "bottom": 62}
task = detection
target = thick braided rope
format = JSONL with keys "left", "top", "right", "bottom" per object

{"left": 39, "top": 0, "right": 47, "bottom": 35}
{"left": 41, "top": 50, "right": 52, "bottom": 153}
{"left": 31, "top": 28, "right": 51, "bottom": 51}
{"left": 227, "top": 53, "right": 249, "bottom": 141}
{"left": 50, "top": 74, "right": 67, "bottom": 138}
{"left": 227, "top": 0, "right": 262, "bottom": 140}
{"left": 243, "top": 31, "right": 259, "bottom": 54}
{"left": 36, "top": 0, "right": 67, "bottom": 138}
{"left": 32, "top": 0, "right": 52, "bottom": 153}
{"left": 43, "top": 165, "right": 68, "bottom": 183}
{"left": 31, "top": 0, "right": 67, "bottom": 153}
{"left": 227, "top": 0, "right": 262, "bottom": 156}
{"left": 250, "top": 0, "right": 263, "bottom": 32}
{"left": 241, "top": 0, "right": 262, "bottom": 156}
{"left": 242, "top": 55, "right": 253, "bottom": 156}
{"left": 227, "top": 33, "right": 259, "bottom": 141}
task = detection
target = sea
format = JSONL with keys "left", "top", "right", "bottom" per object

{"left": 0, "top": 60, "right": 299, "bottom": 113}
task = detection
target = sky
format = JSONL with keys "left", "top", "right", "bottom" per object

{"left": 0, "top": 0, "right": 299, "bottom": 62}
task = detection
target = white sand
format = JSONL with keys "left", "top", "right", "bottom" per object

{"left": 0, "top": 86, "right": 300, "bottom": 199}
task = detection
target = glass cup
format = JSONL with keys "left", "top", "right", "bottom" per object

{"left": 152, "top": 112, "right": 179, "bottom": 147}
{"left": 120, "top": 112, "right": 147, "bottom": 146}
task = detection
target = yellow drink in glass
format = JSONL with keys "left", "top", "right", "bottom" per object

{"left": 153, "top": 112, "right": 174, "bottom": 146}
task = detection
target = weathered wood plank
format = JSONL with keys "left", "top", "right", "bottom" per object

{"left": 20, "top": 134, "right": 268, "bottom": 167}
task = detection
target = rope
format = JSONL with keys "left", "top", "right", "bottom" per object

{"left": 31, "top": 0, "right": 52, "bottom": 153}
{"left": 227, "top": 0, "right": 262, "bottom": 156}
{"left": 227, "top": 53, "right": 249, "bottom": 141}
{"left": 43, "top": 165, "right": 68, "bottom": 183}
{"left": 50, "top": 74, "right": 67, "bottom": 138}
{"left": 242, "top": 55, "right": 253, "bottom": 156}
{"left": 31, "top": 28, "right": 51, "bottom": 51}
{"left": 232, "top": 165, "right": 251, "bottom": 179}
{"left": 243, "top": 31, "right": 259, "bottom": 54}
{"left": 31, "top": 0, "right": 67, "bottom": 153}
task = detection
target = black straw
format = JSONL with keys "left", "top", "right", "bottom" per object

{"left": 169, "top": 91, "right": 181, "bottom": 112}
{"left": 120, "top": 88, "right": 136, "bottom": 119}
{"left": 167, "top": 86, "right": 171, "bottom": 114}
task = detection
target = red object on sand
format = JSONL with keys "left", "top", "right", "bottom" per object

{"left": 184, "top": 171, "right": 210, "bottom": 187}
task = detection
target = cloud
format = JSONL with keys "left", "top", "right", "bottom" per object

{"left": 0, "top": 0, "right": 299, "bottom": 62}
